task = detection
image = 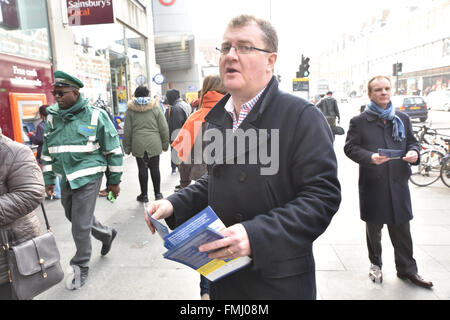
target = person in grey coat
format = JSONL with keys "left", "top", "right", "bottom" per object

{"left": 145, "top": 15, "right": 340, "bottom": 300}
{"left": 0, "top": 128, "right": 45, "bottom": 299}
{"left": 317, "top": 91, "right": 340, "bottom": 140}
{"left": 344, "top": 75, "right": 433, "bottom": 288}
{"left": 124, "top": 86, "right": 169, "bottom": 203}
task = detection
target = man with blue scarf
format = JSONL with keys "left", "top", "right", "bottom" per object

{"left": 344, "top": 76, "right": 433, "bottom": 288}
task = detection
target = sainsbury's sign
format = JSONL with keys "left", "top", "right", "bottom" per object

{"left": 67, "top": 0, "right": 114, "bottom": 26}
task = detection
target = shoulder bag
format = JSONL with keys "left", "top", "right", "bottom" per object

{"left": 332, "top": 125, "right": 345, "bottom": 135}
{"left": 1, "top": 203, "right": 64, "bottom": 300}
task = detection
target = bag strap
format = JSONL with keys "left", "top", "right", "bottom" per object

{"left": 40, "top": 202, "right": 51, "bottom": 232}
{"left": 0, "top": 228, "right": 9, "bottom": 249}
{"left": 0, "top": 202, "right": 51, "bottom": 248}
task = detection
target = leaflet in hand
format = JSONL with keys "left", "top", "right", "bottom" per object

{"left": 147, "top": 212, "right": 170, "bottom": 239}
{"left": 378, "top": 148, "right": 404, "bottom": 159}
{"left": 147, "top": 206, "right": 251, "bottom": 282}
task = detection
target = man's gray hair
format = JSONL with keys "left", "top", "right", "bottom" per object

{"left": 227, "top": 15, "right": 278, "bottom": 53}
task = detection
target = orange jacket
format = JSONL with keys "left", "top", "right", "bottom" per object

{"left": 172, "top": 91, "right": 224, "bottom": 162}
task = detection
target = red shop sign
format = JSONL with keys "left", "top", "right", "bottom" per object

{"left": 0, "top": 53, "right": 54, "bottom": 140}
{"left": 159, "top": 0, "right": 175, "bottom": 6}
{"left": 66, "top": 0, "right": 115, "bottom": 26}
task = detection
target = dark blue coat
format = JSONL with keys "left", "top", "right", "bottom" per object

{"left": 166, "top": 77, "right": 341, "bottom": 299}
{"left": 344, "top": 110, "right": 420, "bottom": 225}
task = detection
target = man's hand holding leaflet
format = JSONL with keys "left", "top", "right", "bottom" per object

{"left": 378, "top": 148, "right": 404, "bottom": 159}
{"left": 146, "top": 211, "right": 169, "bottom": 239}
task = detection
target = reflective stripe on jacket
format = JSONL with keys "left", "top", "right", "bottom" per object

{"left": 41, "top": 97, "right": 123, "bottom": 190}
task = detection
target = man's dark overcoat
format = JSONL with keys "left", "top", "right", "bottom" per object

{"left": 166, "top": 77, "right": 341, "bottom": 299}
{"left": 344, "top": 110, "right": 420, "bottom": 225}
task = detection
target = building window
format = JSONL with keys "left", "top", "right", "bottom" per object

{"left": 443, "top": 38, "right": 450, "bottom": 57}
{"left": 0, "top": 0, "right": 51, "bottom": 62}
{"left": 70, "top": 22, "right": 148, "bottom": 116}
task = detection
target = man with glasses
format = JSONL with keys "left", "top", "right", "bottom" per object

{"left": 145, "top": 15, "right": 340, "bottom": 299}
{"left": 42, "top": 71, "right": 123, "bottom": 290}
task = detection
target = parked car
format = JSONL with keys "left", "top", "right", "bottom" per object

{"left": 391, "top": 95, "right": 428, "bottom": 122}
{"left": 425, "top": 90, "right": 450, "bottom": 112}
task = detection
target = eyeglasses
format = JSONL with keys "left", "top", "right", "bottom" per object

{"left": 51, "top": 90, "right": 73, "bottom": 97}
{"left": 216, "top": 44, "right": 272, "bottom": 55}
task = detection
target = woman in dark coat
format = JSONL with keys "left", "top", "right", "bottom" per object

{"left": 165, "top": 89, "right": 188, "bottom": 175}
{"left": 344, "top": 75, "right": 432, "bottom": 288}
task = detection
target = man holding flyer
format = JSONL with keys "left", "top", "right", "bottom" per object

{"left": 344, "top": 75, "right": 433, "bottom": 288}
{"left": 145, "top": 15, "right": 340, "bottom": 299}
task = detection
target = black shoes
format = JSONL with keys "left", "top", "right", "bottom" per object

{"left": 397, "top": 273, "right": 433, "bottom": 288}
{"left": 136, "top": 194, "right": 149, "bottom": 203}
{"left": 101, "top": 228, "right": 117, "bottom": 256}
{"left": 138, "top": 194, "right": 163, "bottom": 201}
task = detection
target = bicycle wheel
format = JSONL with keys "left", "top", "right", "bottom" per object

{"left": 409, "top": 149, "right": 444, "bottom": 187}
{"left": 440, "top": 156, "right": 450, "bottom": 188}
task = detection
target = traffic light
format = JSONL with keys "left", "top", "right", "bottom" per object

{"left": 302, "top": 56, "right": 310, "bottom": 77}
{"left": 298, "top": 55, "right": 310, "bottom": 78}
{"left": 393, "top": 62, "right": 403, "bottom": 76}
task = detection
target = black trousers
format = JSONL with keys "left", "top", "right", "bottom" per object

{"left": 366, "top": 222, "right": 418, "bottom": 275}
{"left": 136, "top": 153, "right": 161, "bottom": 196}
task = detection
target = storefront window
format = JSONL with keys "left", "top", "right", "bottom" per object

{"left": 70, "top": 23, "right": 148, "bottom": 116}
{"left": 125, "top": 27, "right": 147, "bottom": 93}
{"left": 0, "top": 0, "right": 51, "bottom": 62}
{"left": 423, "top": 74, "right": 450, "bottom": 96}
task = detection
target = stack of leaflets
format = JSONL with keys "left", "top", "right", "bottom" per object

{"left": 146, "top": 206, "right": 252, "bottom": 282}
{"left": 378, "top": 148, "right": 404, "bottom": 159}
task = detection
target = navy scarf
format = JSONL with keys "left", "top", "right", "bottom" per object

{"left": 366, "top": 101, "right": 406, "bottom": 142}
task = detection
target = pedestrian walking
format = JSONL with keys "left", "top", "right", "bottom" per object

{"left": 28, "top": 104, "right": 48, "bottom": 165}
{"left": 317, "top": 91, "right": 340, "bottom": 140}
{"left": 146, "top": 15, "right": 340, "bottom": 300}
{"left": 28, "top": 105, "right": 61, "bottom": 199}
{"left": 172, "top": 75, "right": 226, "bottom": 191}
{"left": 123, "top": 85, "right": 169, "bottom": 203}
{"left": 0, "top": 128, "right": 45, "bottom": 300}
{"left": 41, "top": 71, "right": 123, "bottom": 290}
{"left": 165, "top": 89, "right": 188, "bottom": 175}
{"left": 344, "top": 75, "right": 433, "bottom": 288}
{"left": 93, "top": 95, "right": 116, "bottom": 198}
{"left": 171, "top": 75, "right": 227, "bottom": 299}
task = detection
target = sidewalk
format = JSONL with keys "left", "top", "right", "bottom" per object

{"left": 315, "top": 136, "right": 450, "bottom": 300}
{"left": 36, "top": 137, "right": 450, "bottom": 300}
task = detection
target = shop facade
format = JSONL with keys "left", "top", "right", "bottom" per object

{"left": 398, "top": 65, "right": 450, "bottom": 96}
{"left": 0, "top": 0, "right": 159, "bottom": 146}
{"left": 0, "top": 0, "right": 53, "bottom": 148}
{"left": 49, "top": 0, "right": 158, "bottom": 117}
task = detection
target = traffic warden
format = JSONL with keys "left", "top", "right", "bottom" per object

{"left": 41, "top": 71, "right": 123, "bottom": 290}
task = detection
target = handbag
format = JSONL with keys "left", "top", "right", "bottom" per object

{"left": 1, "top": 203, "right": 64, "bottom": 300}
{"left": 332, "top": 125, "right": 345, "bottom": 135}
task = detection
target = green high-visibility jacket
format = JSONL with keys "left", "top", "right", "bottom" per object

{"left": 41, "top": 96, "right": 123, "bottom": 190}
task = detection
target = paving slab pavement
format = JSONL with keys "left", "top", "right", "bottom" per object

{"left": 35, "top": 118, "right": 450, "bottom": 300}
